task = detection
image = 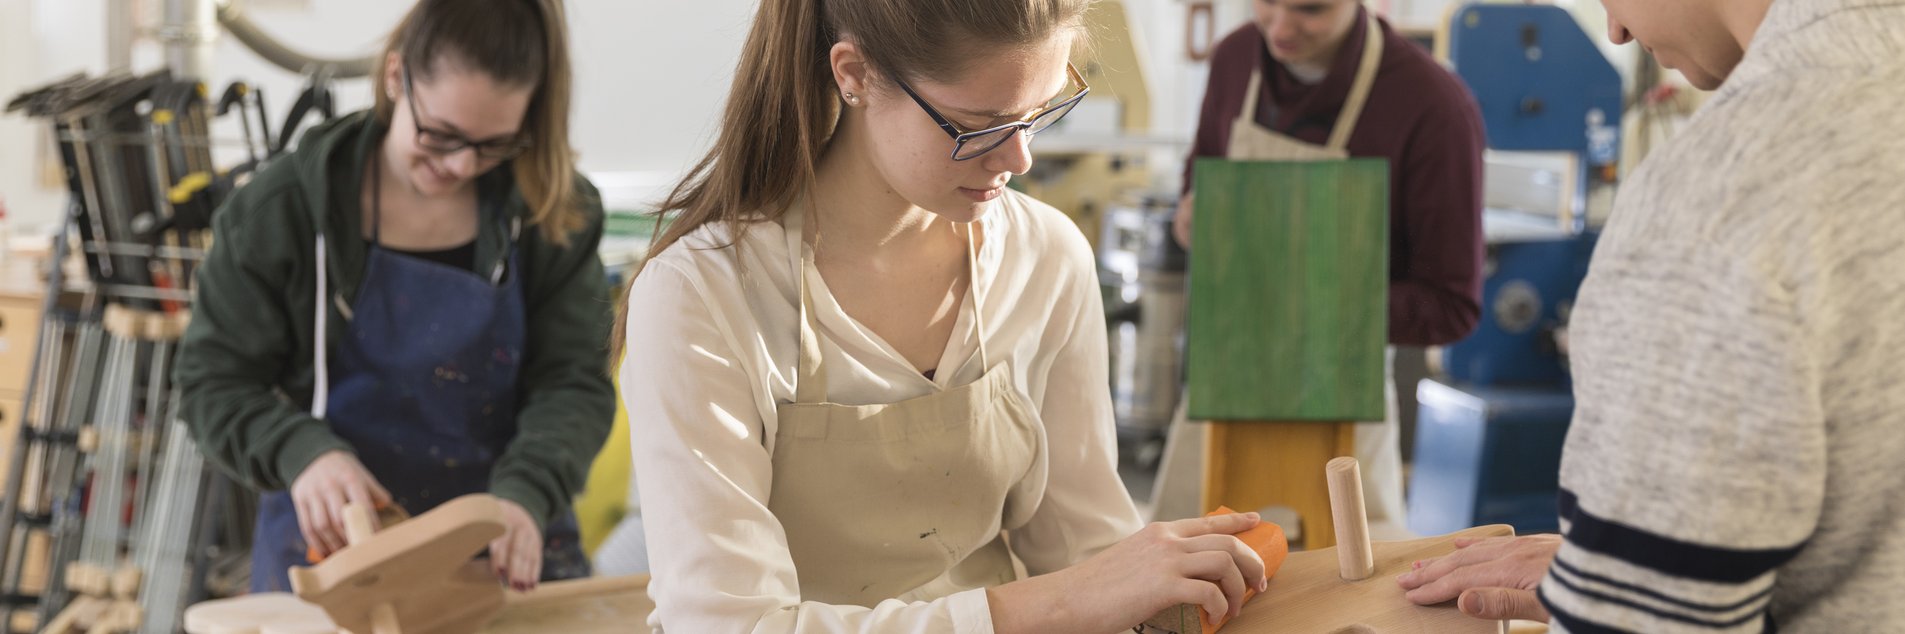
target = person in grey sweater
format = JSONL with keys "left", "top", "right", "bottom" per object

{"left": 1393, "top": 0, "right": 1905, "bottom": 631}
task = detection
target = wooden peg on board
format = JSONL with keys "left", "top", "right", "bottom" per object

{"left": 1212, "top": 457, "right": 1512, "bottom": 633}
{"left": 1326, "top": 457, "right": 1375, "bottom": 581}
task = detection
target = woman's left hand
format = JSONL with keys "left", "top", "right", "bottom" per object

{"left": 490, "top": 499, "right": 544, "bottom": 592}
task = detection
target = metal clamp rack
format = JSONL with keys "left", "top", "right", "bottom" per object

{"left": 3, "top": 70, "right": 280, "bottom": 634}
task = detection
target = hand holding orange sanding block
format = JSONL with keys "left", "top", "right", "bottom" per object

{"left": 1142, "top": 506, "right": 1291, "bottom": 633}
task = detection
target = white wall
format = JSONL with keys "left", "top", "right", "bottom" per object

{"left": 0, "top": 0, "right": 759, "bottom": 227}
{"left": 3, "top": 0, "right": 1647, "bottom": 228}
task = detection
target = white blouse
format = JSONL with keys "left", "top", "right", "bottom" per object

{"left": 620, "top": 190, "right": 1142, "bottom": 633}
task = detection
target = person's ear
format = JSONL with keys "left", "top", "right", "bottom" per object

{"left": 830, "top": 41, "right": 873, "bottom": 106}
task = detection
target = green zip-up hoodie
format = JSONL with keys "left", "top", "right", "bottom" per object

{"left": 175, "top": 111, "right": 613, "bottom": 526}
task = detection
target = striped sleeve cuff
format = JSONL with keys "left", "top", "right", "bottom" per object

{"left": 1539, "top": 489, "right": 1802, "bottom": 633}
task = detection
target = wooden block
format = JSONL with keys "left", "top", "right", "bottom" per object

{"left": 10, "top": 611, "right": 37, "bottom": 634}
{"left": 110, "top": 566, "right": 142, "bottom": 600}
{"left": 20, "top": 529, "right": 51, "bottom": 595}
{"left": 101, "top": 305, "right": 142, "bottom": 340}
{"left": 1222, "top": 525, "right": 1514, "bottom": 633}
{"left": 183, "top": 593, "right": 337, "bottom": 634}
{"left": 83, "top": 601, "right": 139, "bottom": 634}
{"left": 290, "top": 494, "right": 509, "bottom": 634}
{"left": 1186, "top": 158, "right": 1389, "bottom": 422}
{"left": 65, "top": 562, "right": 108, "bottom": 597}
{"left": 1143, "top": 508, "right": 1291, "bottom": 634}
{"left": 42, "top": 595, "right": 109, "bottom": 634}
{"left": 1204, "top": 422, "right": 1355, "bottom": 551}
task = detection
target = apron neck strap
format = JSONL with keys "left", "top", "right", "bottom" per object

{"left": 795, "top": 244, "right": 829, "bottom": 404}
{"left": 1237, "top": 12, "right": 1385, "bottom": 153}
{"left": 1239, "top": 67, "right": 1266, "bottom": 129}
{"left": 963, "top": 221, "right": 989, "bottom": 371}
{"left": 792, "top": 213, "right": 988, "bottom": 405}
{"left": 1326, "top": 12, "right": 1385, "bottom": 152}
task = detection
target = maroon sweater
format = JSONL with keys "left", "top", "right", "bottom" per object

{"left": 1182, "top": 9, "right": 1485, "bottom": 347}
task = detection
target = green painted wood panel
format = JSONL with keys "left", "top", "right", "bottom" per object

{"left": 1187, "top": 158, "right": 1389, "bottom": 422}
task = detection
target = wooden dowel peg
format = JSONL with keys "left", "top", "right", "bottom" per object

{"left": 1326, "top": 457, "right": 1375, "bottom": 581}
{"left": 342, "top": 504, "right": 376, "bottom": 547}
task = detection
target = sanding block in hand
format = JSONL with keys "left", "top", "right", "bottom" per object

{"left": 1142, "top": 506, "right": 1291, "bottom": 633}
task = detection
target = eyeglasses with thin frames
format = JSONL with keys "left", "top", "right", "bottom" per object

{"left": 895, "top": 62, "right": 1091, "bottom": 161}
{"left": 401, "top": 65, "right": 533, "bottom": 162}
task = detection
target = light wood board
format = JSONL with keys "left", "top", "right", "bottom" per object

{"left": 183, "top": 576, "right": 654, "bottom": 634}
{"left": 1223, "top": 524, "right": 1514, "bottom": 633}
{"left": 486, "top": 575, "right": 653, "bottom": 634}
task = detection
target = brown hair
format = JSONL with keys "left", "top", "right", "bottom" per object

{"left": 373, "top": 0, "right": 585, "bottom": 246}
{"left": 608, "top": 0, "right": 1091, "bottom": 360}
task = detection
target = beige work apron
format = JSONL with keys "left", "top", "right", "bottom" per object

{"left": 767, "top": 215, "right": 1049, "bottom": 608}
{"left": 1157, "top": 14, "right": 1408, "bottom": 529}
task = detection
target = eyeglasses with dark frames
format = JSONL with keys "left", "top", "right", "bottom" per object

{"left": 401, "top": 64, "right": 533, "bottom": 162}
{"left": 895, "top": 63, "right": 1091, "bottom": 161}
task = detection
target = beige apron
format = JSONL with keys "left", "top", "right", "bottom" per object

{"left": 767, "top": 215, "right": 1049, "bottom": 608}
{"left": 1157, "top": 14, "right": 1408, "bottom": 529}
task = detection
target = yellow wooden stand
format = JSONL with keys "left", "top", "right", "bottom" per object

{"left": 1202, "top": 421, "right": 1356, "bottom": 551}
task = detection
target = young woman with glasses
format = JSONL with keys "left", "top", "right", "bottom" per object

{"left": 176, "top": 0, "right": 612, "bottom": 594}
{"left": 612, "top": 1, "right": 1268, "bottom": 631}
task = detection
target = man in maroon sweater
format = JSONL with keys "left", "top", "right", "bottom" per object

{"left": 1180, "top": 0, "right": 1485, "bottom": 346}
{"left": 1171, "top": 0, "right": 1485, "bottom": 525}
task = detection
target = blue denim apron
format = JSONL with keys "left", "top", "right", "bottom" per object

{"left": 250, "top": 177, "right": 587, "bottom": 592}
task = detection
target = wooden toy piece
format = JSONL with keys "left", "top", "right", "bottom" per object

{"left": 1203, "top": 421, "right": 1354, "bottom": 550}
{"left": 64, "top": 562, "right": 110, "bottom": 597}
{"left": 485, "top": 574, "right": 655, "bottom": 634}
{"left": 306, "top": 504, "right": 411, "bottom": 564}
{"left": 289, "top": 494, "right": 510, "bottom": 634}
{"left": 183, "top": 593, "right": 337, "bottom": 634}
{"left": 1220, "top": 523, "right": 1515, "bottom": 633}
{"left": 1326, "top": 457, "right": 1375, "bottom": 581}
{"left": 1143, "top": 506, "right": 1292, "bottom": 634}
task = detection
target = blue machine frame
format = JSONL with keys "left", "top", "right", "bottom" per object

{"left": 1409, "top": 4, "right": 1623, "bottom": 536}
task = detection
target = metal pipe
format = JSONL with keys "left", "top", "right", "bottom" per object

{"left": 212, "top": 0, "right": 377, "bottom": 79}
{"left": 107, "top": 0, "right": 137, "bottom": 72}
{"left": 160, "top": 0, "right": 219, "bottom": 80}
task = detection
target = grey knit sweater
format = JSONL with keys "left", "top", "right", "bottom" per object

{"left": 1539, "top": 0, "right": 1905, "bottom": 631}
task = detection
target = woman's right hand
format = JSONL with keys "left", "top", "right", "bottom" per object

{"left": 290, "top": 450, "right": 394, "bottom": 557}
{"left": 990, "top": 512, "right": 1269, "bottom": 633}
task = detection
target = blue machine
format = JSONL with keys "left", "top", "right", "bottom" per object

{"left": 1409, "top": 4, "right": 1621, "bottom": 537}
{"left": 1448, "top": 4, "right": 1624, "bottom": 232}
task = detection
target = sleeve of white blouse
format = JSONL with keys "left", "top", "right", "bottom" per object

{"left": 623, "top": 260, "right": 996, "bottom": 634}
{"left": 1005, "top": 236, "right": 1145, "bottom": 577}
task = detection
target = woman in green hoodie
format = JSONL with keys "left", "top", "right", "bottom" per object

{"left": 174, "top": 0, "right": 612, "bottom": 594}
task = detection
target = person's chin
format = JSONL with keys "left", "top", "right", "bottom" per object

{"left": 1674, "top": 65, "right": 1726, "bottom": 90}
{"left": 925, "top": 197, "right": 995, "bottom": 224}
{"left": 412, "top": 165, "right": 462, "bottom": 196}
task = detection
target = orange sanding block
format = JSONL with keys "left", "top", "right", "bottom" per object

{"left": 1141, "top": 506, "right": 1291, "bottom": 633}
